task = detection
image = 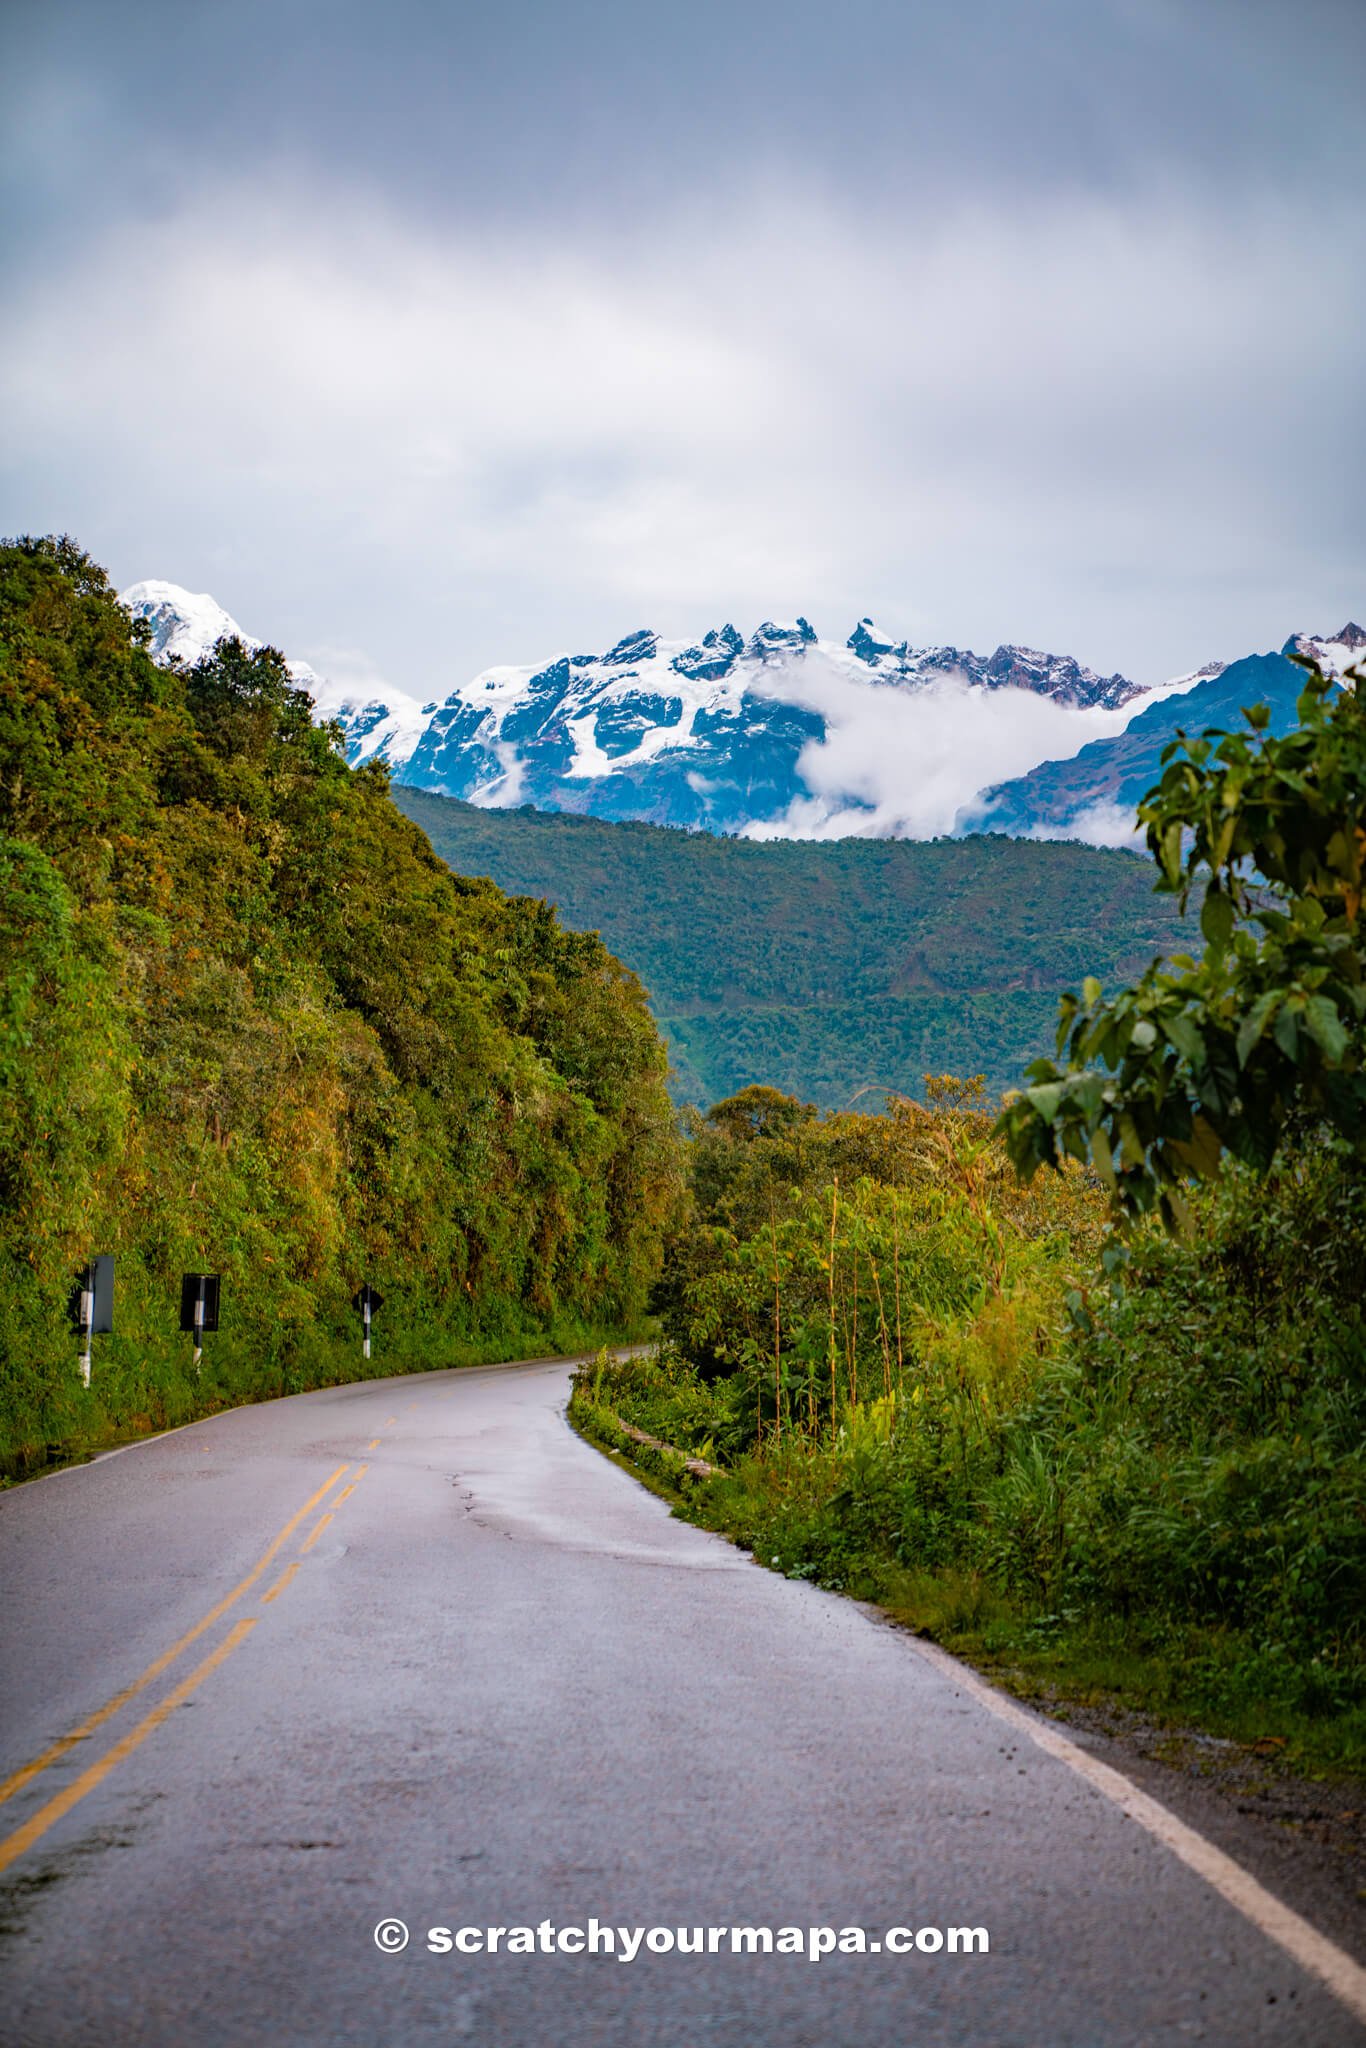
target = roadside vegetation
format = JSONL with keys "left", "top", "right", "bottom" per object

{"left": 0, "top": 538, "right": 681, "bottom": 1478}
{"left": 574, "top": 657, "right": 1366, "bottom": 1771}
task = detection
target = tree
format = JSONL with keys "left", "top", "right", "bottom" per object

{"left": 704, "top": 1084, "right": 817, "bottom": 1144}
{"left": 998, "top": 658, "right": 1366, "bottom": 1226}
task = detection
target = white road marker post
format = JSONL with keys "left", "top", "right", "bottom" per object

{"left": 68, "top": 1256, "right": 113, "bottom": 1388}
{"left": 352, "top": 1285, "right": 383, "bottom": 1361}
{"left": 79, "top": 1276, "right": 93, "bottom": 1388}
{"left": 179, "top": 1271, "right": 219, "bottom": 1373}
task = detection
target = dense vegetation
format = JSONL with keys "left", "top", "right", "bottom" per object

{"left": 392, "top": 789, "right": 1189, "bottom": 1109}
{"left": 0, "top": 538, "right": 680, "bottom": 1476}
{"left": 573, "top": 662, "right": 1366, "bottom": 1767}
{"left": 576, "top": 1099, "right": 1365, "bottom": 1764}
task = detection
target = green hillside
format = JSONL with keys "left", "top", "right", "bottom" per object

{"left": 391, "top": 791, "right": 1191, "bottom": 1107}
{"left": 0, "top": 540, "right": 679, "bottom": 1474}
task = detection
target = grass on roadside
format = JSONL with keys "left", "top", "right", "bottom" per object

{"left": 570, "top": 1338, "right": 1366, "bottom": 1783}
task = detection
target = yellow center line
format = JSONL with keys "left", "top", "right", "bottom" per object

{"left": 0, "top": 1463, "right": 352, "bottom": 1812}
{"left": 366, "top": 1438, "right": 381, "bottom": 1450}
{"left": 0, "top": 1618, "right": 258, "bottom": 1878}
{"left": 260, "top": 1560, "right": 301, "bottom": 1605}
{"left": 384, "top": 1416, "right": 397, "bottom": 1426}
{"left": 262, "top": 1468, "right": 366, "bottom": 1598}
{"left": 330, "top": 1467, "right": 369, "bottom": 1512}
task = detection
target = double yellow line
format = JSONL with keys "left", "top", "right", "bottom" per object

{"left": 0, "top": 1459, "right": 362, "bottom": 1877}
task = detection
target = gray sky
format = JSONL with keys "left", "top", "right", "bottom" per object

{"left": 3, "top": 0, "right": 1363, "bottom": 696}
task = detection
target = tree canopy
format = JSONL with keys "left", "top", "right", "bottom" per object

{"left": 0, "top": 536, "right": 681, "bottom": 1470}
{"left": 999, "top": 658, "right": 1365, "bottom": 1225}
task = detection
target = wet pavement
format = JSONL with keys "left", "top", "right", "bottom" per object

{"left": 0, "top": 1357, "right": 1361, "bottom": 2046}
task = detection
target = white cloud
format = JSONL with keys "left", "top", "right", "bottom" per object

{"left": 739, "top": 658, "right": 1137, "bottom": 839}
{"left": 2, "top": 176, "right": 1361, "bottom": 698}
{"left": 1039, "top": 800, "right": 1146, "bottom": 851}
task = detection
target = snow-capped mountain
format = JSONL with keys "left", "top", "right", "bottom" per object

{"left": 123, "top": 579, "right": 322, "bottom": 694}
{"left": 842, "top": 620, "right": 1145, "bottom": 710}
{"left": 969, "top": 626, "right": 1364, "bottom": 845}
{"left": 118, "top": 580, "right": 1164, "bottom": 835}
{"left": 1284, "top": 623, "right": 1366, "bottom": 675}
{"left": 120, "top": 579, "right": 432, "bottom": 769}
{"left": 117, "top": 580, "right": 1358, "bottom": 843}
{"left": 392, "top": 619, "right": 1177, "bottom": 834}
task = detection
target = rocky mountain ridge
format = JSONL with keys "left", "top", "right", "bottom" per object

{"left": 972, "top": 626, "right": 1364, "bottom": 845}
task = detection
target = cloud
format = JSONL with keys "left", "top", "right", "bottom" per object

{"left": 1036, "top": 800, "right": 1146, "bottom": 851}
{"left": 1, "top": 174, "right": 1362, "bottom": 700}
{"left": 739, "top": 659, "right": 1138, "bottom": 840}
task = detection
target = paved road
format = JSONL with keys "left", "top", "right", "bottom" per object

{"left": 0, "top": 1358, "right": 1361, "bottom": 2047}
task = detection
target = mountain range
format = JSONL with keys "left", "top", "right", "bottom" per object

{"left": 120, "top": 580, "right": 1361, "bottom": 844}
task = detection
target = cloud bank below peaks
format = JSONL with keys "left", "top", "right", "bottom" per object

{"left": 740, "top": 653, "right": 1142, "bottom": 840}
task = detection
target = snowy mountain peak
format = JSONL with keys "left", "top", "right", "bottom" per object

{"left": 121, "top": 577, "right": 326, "bottom": 694}
{"left": 840, "top": 629, "right": 1142, "bottom": 711}
{"left": 748, "top": 618, "right": 818, "bottom": 659}
{"left": 672, "top": 624, "right": 744, "bottom": 683}
{"left": 118, "top": 578, "right": 427, "bottom": 767}
{"left": 121, "top": 576, "right": 1357, "bottom": 845}
{"left": 122, "top": 579, "right": 255, "bottom": 669}
{"left": 848, "top": 618, "right": 904, "bottom": 663}
{"left": 601, "top": 628, "right": 658, "bottom": 667}
{"left": 1283, "top": 623, "right": 1366, "bottom": 676}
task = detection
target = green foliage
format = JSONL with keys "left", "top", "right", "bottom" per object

{"left": 0, "top": 537, "right": 681, "bottom": 1474}
{"left": 999, "top": 659, "right": 1366, "bottom": 1224}
{"left": 651, "top": 1079, "right": 1102, "bottom": 1405}
{"left": 392, "top": 787, "right": 1191, "bottom": 1109}
{"left": 576, "top": 1082, "right": 1366, "bottom": 1767}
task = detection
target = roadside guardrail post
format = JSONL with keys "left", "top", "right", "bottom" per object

{"left": 352, "top": 1284, "right": 383, "bottom": 1360}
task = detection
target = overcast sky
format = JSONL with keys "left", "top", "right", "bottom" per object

{"left": 2, "top": 0, "right": 1362, "bottom": 698}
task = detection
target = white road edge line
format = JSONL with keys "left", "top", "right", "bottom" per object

{"left": 906, "top": 1632, "right": 1366, "bottom": 2024}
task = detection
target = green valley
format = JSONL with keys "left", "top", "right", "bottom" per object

{"left": 390, "top": 790, "right": 1190, "bottom": 1109}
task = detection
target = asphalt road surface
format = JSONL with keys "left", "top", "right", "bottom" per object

{"left": 1, "top": 1358, "right": 1362, "bottom": 2047}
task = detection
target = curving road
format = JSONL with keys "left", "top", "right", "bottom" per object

{"left": 0, "top": 1357, "right": 1362, "bottom": 2046}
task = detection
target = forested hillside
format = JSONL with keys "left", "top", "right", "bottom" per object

{"left": 392, "top": 790, "right": 1189, "bottom": 1106}
{"left": 0, "top": 539, "right": 680, "bottom": 1474}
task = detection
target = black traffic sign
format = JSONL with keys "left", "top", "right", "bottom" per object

{"left": 67, "top": 1256, "right": 114, "bottom": 1336}
{"left": 179, "top": 1274, "right": 221, "bottom": 1333}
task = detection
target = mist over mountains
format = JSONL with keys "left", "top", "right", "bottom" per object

{"left": 121, "top": 581, "right": 1361, "bottom": 844}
